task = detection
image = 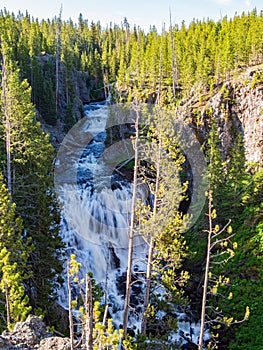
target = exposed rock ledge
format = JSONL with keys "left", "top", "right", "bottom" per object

{"left": 179, "top": 66, "right": 263, "bottom": 166}
{"left": 0, "top": 315, "right": 81, "bottom": 350}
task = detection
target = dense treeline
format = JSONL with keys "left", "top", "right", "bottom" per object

{"left": 0, "top": 7, "right": 262, "bottom": 350}
{"left": 1, "top": 9, "right": 263, "bottom": 117}
{"left": 0, "top": 14, "right": 64, "bottom": 330}
{"left": 189, "top": 123, "right": 263, "bottom": 349}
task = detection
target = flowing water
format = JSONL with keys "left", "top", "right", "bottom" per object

{"left": 55, "top": 100, "right": 209, "bottom": 348}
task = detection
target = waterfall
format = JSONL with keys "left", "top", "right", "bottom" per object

{"left": 55, "top": 100, "right": 145, "bottom": 330}
{"left": 55, "top": 100, "right": 209, "bottom": 348}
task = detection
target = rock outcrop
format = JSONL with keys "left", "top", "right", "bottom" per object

{"left": 0, "top": 315, "right": 76, "bottom": 350}
{"left": 179, "top": 66, "right": 263, "bottom": 166}
{"left": 0, "top": 315, "right": 49, "bottom": 349}
{"left": 39, "top": 337, "right": 71, "bottom": 350}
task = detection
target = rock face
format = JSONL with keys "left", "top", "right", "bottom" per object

{"left": 179, "top": 67, "right": 263, "bottom": 166}
{"left": 232, "top": 75, "right": 263, "bottom": 165}
{"left": 0, "top": 315, "right": 75, "bottom": 350}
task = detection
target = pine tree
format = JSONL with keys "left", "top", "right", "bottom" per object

{"left": 206, "top": 121, "right": 247, "bottom": 221}
{"left": 36, "top": 57, "right": 57, "bottom": 126}
{"left": 0, "top": 174, "right": 31, "bottom": 330}
{"left": 139, "top": 106, "right": 189, "bottom": 334}
{"left": 198, "top": 189, "right": 249, "bottom": 350}
{"left": 123, "top": 103, "right": 140, "bottom": 337}
{"left": 0, "top": 40, "right": 64, "bottom": 313}
{"left": 203, "top": 118, "right": 228, "bottom": 220}
{"left": 223, "top": 133, "right": 247, "bottom": 220}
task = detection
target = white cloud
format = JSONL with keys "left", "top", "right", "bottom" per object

{"left": 245, "top": 0, "right": 252, "bottom": 6}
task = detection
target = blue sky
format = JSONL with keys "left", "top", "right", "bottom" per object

{"left": 1, "top": 0, "right": 262, "bottom": 30}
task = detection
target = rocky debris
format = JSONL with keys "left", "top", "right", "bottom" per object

{"left": 0, "top": 315, "right": 78, "bottom": 350}
{"left": 0, "top": 336, "right": 10, "bottom": 350}
{"left": 0, "top": 315, "right": 49, "bottom": 349}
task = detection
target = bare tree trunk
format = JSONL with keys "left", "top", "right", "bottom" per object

{"left": 1, "top": 49, "right": 12, "bottom": 197}
{"left": 104, "top": 243, "right": 109, "bottom": 306}
{"left": 55, "top": 6, "right": 62, "bottom": 113}
{"left": 6, "top": 118, "right": 12, "bottom": 196}
{"left": 67, "top": 262, "right": 74, "bottom": 350}
{"left": 85, "top": 274, "right": 93, "bottom": 350}
{"left": 141, "top": 236, "right": 154, "bottom": 335}
{"left": 102, "top": 66, "right": 109, "bottom": 103}
{"left": 123, "top": 106, "right": 140, "bottom": 337}
{"left": 30, "top": 57, "right": 35, "bottom": 104}
{"left": 141, "top": 131, "right": 161, "bottom": 335}
{"left": 156, "top": 32, "right": 163, "bottom": 104}
{"left": 5, "top": 284, "right": 10, "bottom": 329}
{"left": 198, "top": 190, "right": 212, "bottom": 350}
{"left": 55, "top": 40, "right": 59, "bottom": 113}
{"left": 170, "top": 10, "right": 177, "bottom": 102}
{"left": 217, "top": 54, "right": 221, "bottom": 85}
{"left": 102, "top": 304, "right": 109, "bottom": 326}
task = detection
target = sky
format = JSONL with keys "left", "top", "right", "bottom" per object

{"left": 0, "top": 0, "right": 262, "bottom": 31}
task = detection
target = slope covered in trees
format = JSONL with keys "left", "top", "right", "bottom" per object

{"left": 0, "top": 15, "right": 65, "bottom": 330}
{"left": 0, "top": 8, "right": 262, "bottom": 350}
{"left": 1, "top": 9, "right": 263, "bottom": 118}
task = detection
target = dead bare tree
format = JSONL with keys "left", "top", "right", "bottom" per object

{"left": 1, "top": 47, "right": 12, "bottom": 197}
{"left": 67, "top": 259, "right": 74, "bottom": 350}
{"left": 198, "top": 189, "right": 249, "bottom": 349}
{"left": 123, "top": 103, "right": 140, "bottom": 337}
{"left": 141, "top": 121, "right": 162, "bottom": 335}
{"left": 55, "top": 5, "right": 62, "bottom": 113}
{"left": 84, "top": 274, "right": 93, "bottom": 350}
{"left": 169, "top": 9, "right": 177, "bottom": 102}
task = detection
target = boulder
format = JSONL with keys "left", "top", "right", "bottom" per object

{"left": 0, "top": 315, "right": 51, "bottom": 349}
{"left": 38, "top": 337, "right": 71, "bottom": 350}
{"left": 0, "top": 335, "right": 11, "bottom": 350}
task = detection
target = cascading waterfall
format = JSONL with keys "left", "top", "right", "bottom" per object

{"left": 56, "top": 100, "right": 209, "bottom": 348}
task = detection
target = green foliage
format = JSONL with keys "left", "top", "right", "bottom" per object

{"left": 64, "top": 101, "right": 75, "bottom": 132}
{"left": 188, "top": 162, "right": 262, "bottom": 349}
{"left": 35, "top": 58, "right": 57, "bottom": 125}
{"left": 134, "top": 106, "right": 190, "bottom": 339}
{"left": 0, "top": 47, "right": 64, "bottom": 316}
{"left": 220, "top": 167, "right": 263, "bottom": 349}
{"left": 68, "top": 255, "right": 122, "bottom": 349}
{"left": 153, "top": 215, "right": 190, "bottom": 300}
{"left": 93, "top": 301, "right": 123, "bottom": 350}
{"left": 251, "top": 71, "right": 263, "bottom": 88}
{"left": 0, "top": 175, "right": 31, "bottom": 330}
{"left": 122, "top": 335, "right": 137, "bottom": 349}
{"left": 198, "top": 190, "right": 249, "bottom": 350}
{"left": 2, "top": 9, "right": 263, "bottom": 106}
{"left": 205, "top": 120, "right": 247, "bottom": 222}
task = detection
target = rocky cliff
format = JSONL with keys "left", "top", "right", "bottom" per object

{"left": 179, "top": 66, "right": 263, "bottom": 166}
